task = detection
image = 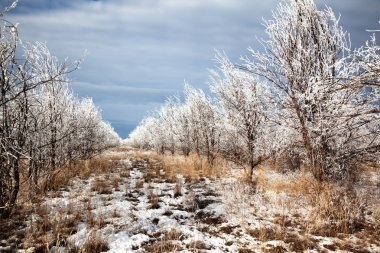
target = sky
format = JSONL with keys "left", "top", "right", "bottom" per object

{"left": 4, "top": 0, "right": 380, "bottom": 138}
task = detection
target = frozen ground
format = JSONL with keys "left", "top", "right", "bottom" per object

{"left": 8, "top": 149, "right": 380, "bottom": 253}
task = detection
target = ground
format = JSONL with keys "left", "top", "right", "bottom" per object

{"left": 1, "top": 147, "right": 380, "bottom": 253}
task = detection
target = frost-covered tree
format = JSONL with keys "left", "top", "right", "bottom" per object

{"left": 129, "top": 84, "right": 222, "bottom": 164}
{"left": 0, "top": 19, "right": 76, "bottom": 215}
{"left": 0, "top": 2, "right": 120, "bottom": 217}
{"left": 243, "top": 0, "right": 380, "bottom": 180}
{"left": 128, "top": 116, "right": 162, "bottom": 151}
{"left": 128, "top": 0, "right": 380, "bottom": 183}
{"left": 184, "top": 84, "right": 221, "bottom": 164}
{"left": 157, "top": 98, "right": 182, "bottom": 154}
{"left": 210, "top": 53, "right": 269, "bottom": 178}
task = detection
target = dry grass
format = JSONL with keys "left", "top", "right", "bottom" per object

{"left": 111, "top": 208, "right": 122, "bottom": 218}
{"left": 308, "top": 186, "right": 366, "bottom": 236}
{"left": 41, "top": 168, "right": 76, "bottom": 193}
{"left": 17, "top": 155, "right": 116, "bottom": 208}
{"left": 78, "top": 157, "right": 115, "bottom": 179}
{"left": 126, "top": 150, "right": 229, "bottom": 183}
{"left": 87, "top": 211, "right": 107, "bottom": 229}
{"left": 174, "top": 178, "right": 182, "bottom": 198}
{"left": 135, "top": 179, "right": 144, "bottom": 189}
{"left": 161, "top": 153, "right": 229, "bottom": 182}
{"left": 184, "top": 188, "right": 197, "bottom": 212}
{"left": 187, "top": 240, "right": 208, "bottom": 250}
{"left": 255, "top": 169, "right": 366, "bottom": 234}
{"left": 111, "top": 175, "right": 122, "bottom": 190}
{"left": 148, "top": 189, "right": 160, "bottom": 209}
{"left": 23, "top": 192, "right": 111, "bottom": 251}
{"left": 246, "top": 226, "right": 316, "bottom": 252}
{"left": 127, "top": 150, "right": 162, "bottom": 161}
{"left": 229, "top": 164, "right": 378, "bottom": 249}
{"left": 359, "top": 163, "right": 380, "bottom": 173}
{"left": 162, "top": 229, "right": 184, "bottom": 241}
{"left": 241, "top": 169, "right": 253, "bottom": 185}
{"left": 24, "top": 201, "right": 83, "bottom": 251}
{"left": 18, "top": 155, "right": 116, "bottom": 203}
{"left": 144, "top": 240, "right": 181, "bottom": 252}
{"left": 110, "top": 146, "right": 130, "bottom": 153}
{"left": 144, "top": 229, "right": 184, "bottom": 252}
{"left": 120, "top": 169, "right": 130, "bottom": 178}
{"left": 246, "top": 226, "right": 280, "bottom": 242}
{"left": 81, "top": 230, "right": 109, "bottom": 253}
{"left": 91, "top": 178, "right": 113, "bottom": 194}
{"left": 12, "top": 146, "right": 380, "bottom": 252}
{"left": 252, "top": 166, "right": 325, "bottom": 198}
{"left": 17, "top": 154, "right": 118, "bottom": 251}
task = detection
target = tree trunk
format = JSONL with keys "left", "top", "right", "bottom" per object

{"left": 291, "top": 96, "right": 324, "bottom": 181}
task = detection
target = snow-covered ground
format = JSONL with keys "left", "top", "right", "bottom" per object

{"left": 10, "top": 149, "right": 380, "bottom": 253}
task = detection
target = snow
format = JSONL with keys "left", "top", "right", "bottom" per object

{"left": 22, "top": 150, "right": 380, "bottom": 253}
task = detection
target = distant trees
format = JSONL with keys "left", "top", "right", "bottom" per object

{"left": 129, "top": 86, "right": 222, "bottom": 165}
{"left": 129, "top": 0, "right": 380, "bottom": 183}
{"left": 0, "top": 3, "right": 120, "bottom": 217}
{"left": 184, "top": 85, "right": 221, "bottom": 164}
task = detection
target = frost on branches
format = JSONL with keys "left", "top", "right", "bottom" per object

{"left": 129, "top": 0, "right": 380, "bottom": 183}
{"left": 243, "top": 0, "right": 380, "bottom": 181}
{"left": 0, "top": 4, "right": 120, "bottom": 217}
{"left": 210, "top": 52, "right": 270, "bottom": 178}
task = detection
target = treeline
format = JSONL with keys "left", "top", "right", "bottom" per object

{"left": 129, "top": 0, "right": 380, "bottom": 182}
{"left": 0, "top": 4, "right": 120, "bottom": 217}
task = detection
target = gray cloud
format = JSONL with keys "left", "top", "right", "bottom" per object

{"left": 6, "top": 0, "right": 380, "bottom": 138}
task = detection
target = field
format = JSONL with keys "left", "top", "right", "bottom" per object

{"left": 1, "top": 146, "right": 379, "bottom": 253}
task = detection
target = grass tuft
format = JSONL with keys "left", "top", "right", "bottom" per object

{"left": 81, "top": 230, "right": 109, "bottom": 253}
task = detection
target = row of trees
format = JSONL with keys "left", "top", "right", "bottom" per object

{"left": 0, "top": 4, "right": 120, "bottom": 217}
{"left": 129, "top": 0, "right": 380, "bottom": 182}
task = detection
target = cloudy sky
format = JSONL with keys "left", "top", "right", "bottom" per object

{"left": 4, "top": 0, "right": 380, "bottom": 138}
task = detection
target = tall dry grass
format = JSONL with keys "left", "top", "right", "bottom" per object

{"left": 12, "top": 154, "right": 119, "bottom": 252}
{"left": 160, "top": 153, "right": 228, "bottom": 182}
{"left": 81, "top": 229, "right": 109, "bottom": 253}
{"left": 126, "top": 150, "right": 230, "bottom": 182}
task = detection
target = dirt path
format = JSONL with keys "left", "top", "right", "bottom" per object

{"left": 3, "top": 149, "right": 379, "bottom": 253}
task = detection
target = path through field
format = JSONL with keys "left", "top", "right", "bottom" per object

{"left": 6, "top": 148, "right": 380, "bottom": 253}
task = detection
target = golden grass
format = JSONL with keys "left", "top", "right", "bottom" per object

{"left": 174, "top": 179, "right": 182, "bottom": 197}
{"left": 23, "top": 200, "right": 84, "bottom": 250}
{"left": 246, "top": 165, "right": 374, "bottom": 238}
{"left": 111, "top": 175, "right": 122, "bottom": 190}
{"left": 14, "top": 154, "right": 120, "bottom": 251}
{"left": 14, "top": 146, "right": 379, "bottom": 252}
{"left": 308, "top": 186, "right": 366, "bottom": 236}
{"left": 107, "top": 154, "right": 128, "bottom": 161}
{"left": 91, "top": 178, "right": 113, "bottom": 194}
{"left": 252, "top": 167, "right": 323, "bottom": 196}
{"left": 143, "top": 229, "right": 184, "bottom": 252}
{"left": 110, "top": 145, "right": 136, "bottom": 153}
{"left": 125, "top": 150, "right": 230, "bottom": 183}
{"left": 160, "top": 153, "right": 229, "bottom": 182}
{"left": 126, "top": 150, "right": 162, "bottom": 161}
{"left": 144, "top": 240, "right": 181, "bottom": 252}
{"left": 81, "top": 230, "right": 109, "bottom": 253}
{"left": 79, "top": 157, "right": 115, "bottom": 179}
{"left": 135, "top": 179, "right": 144, "bottom": 189}
{"left": 17, "top": 155, "right": 117, "bottom": 207}
{"left": 148, "top": 189, "right": 160, "bottom": 209}
{"left": 187, "top": 240, "right": 207, "bottom": 250}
